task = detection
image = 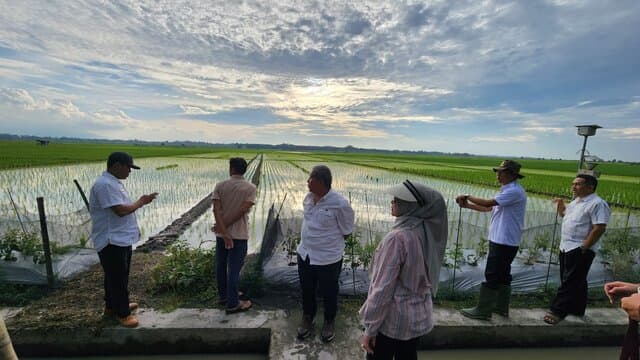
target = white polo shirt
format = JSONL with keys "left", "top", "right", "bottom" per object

{"left": 298, "top": 190, "right": 355, "bottom": 265}
{"left": 488, "top": 181, "right": 527, "bottom": 247}
{"left": 559, "top": 193, "right": 610, "bottom": 252}
{"left": 89, "top": 171, "right": 140, "bottom": 252}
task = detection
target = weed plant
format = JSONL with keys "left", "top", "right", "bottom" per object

{"left": 151, "top": 240, "right": 216, "bottom": 304}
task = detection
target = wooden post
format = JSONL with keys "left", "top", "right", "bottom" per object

{"left": 73, "top": 179, "right": 90, "bottom": 212}
{"left": 36, "top": 197, "right": 55, "bottom": 288}
{"left": 0, "top": 318, "right": 18, "bottom": 360}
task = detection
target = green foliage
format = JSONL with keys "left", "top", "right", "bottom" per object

{"left": 357, "top": 241, "right": 378, "bottom": 270}
{"left": 156, "top": 164, "right": 179, "bottom": 170}
{"left": 0, "top": 283, "right": 50, "bottom": 306}
{"left": 520, "top": 233, "right": 552, "bottom": 265}
{"left": 151, "top": 240, "right": 215, "bottom": 293}
{"left": 240, "top": 255, "right": 264, "bottom": 298}
{"left": 0, "top": 229, "right": 20, "bottom": 261}
{"left": 475, "top": 236, "right": 489, "bottom": 260}
{"left": 444, "top": 245, "right": 464, "bottom": 268}
{"left": 599, "top": 229, "right": 640, "bottom": 283}
{"left": 18, "top": 230, "right": 41, "bottom": 257}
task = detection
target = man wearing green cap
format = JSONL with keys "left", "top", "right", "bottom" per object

{"left": 455, "top": 159, "right": 527, "bottom": 320}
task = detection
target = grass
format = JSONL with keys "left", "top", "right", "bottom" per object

{"left": 0, "top": 140, "right": 257, "bottom": 169}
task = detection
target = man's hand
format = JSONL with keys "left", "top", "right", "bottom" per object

{"left": 139, "top": 192, "right": 158, "bottom": 206}
{"left": 360, "top": 334, "right": 375, "bottom": 355}
{"left": 622, "top": 293, "right": 640, "bottom": 321}
{"left": 223, "top": 234, "right": 234, "bottom": 250}
{"left": 455, "top": 194, "right": 469, "bottom": 208}
{"left": 552, "top": 198, "right": 565, "bottom": 216}
{"left": 605, "top": 281, "right": 639, "bottom": 303}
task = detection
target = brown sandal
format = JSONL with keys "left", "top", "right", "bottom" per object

{"left": 543, "top": 312, "right": 564, "bottom": 325}
{"left": 225, "top": 300, "right": 252, "bottom": 314}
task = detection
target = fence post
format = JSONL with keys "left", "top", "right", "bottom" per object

{"left": 73, "top": 179, "right": 90, "bottom": 211}
{"left": 36, "top": 197, "right": 55, "bottom": 288}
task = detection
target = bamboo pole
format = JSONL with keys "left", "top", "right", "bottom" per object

{"left": 0, "top": 317, "right": 18, "bottom": 360}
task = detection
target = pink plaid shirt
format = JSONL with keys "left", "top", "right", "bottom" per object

{"left": 359, "top": 229, "right": 434, "bottom": 340}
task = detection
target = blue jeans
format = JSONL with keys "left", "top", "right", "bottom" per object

{"left": 216, "top": 237, "right": 248, "bottom": 309}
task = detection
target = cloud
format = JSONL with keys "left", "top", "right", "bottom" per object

{"left": 604, "top": 128, "right": 640, "bottom": 140}
{"left": 471, "top": 134, "right": 536, "bottom": 143}
{"left": 0, "top": 1, "right": 638, "bottom": 161}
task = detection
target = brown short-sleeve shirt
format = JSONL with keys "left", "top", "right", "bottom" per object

{"left": 212, "top": 175, "right": 257, "bottom": 240}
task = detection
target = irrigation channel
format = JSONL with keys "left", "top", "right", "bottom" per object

{"left": 1, "top": 154, "right": 638, "bottom": 293}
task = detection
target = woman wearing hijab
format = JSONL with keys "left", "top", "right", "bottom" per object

{"left": 359, "top": 180, "right": 448, "bottom": 360}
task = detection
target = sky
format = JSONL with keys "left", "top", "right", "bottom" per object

{"left": 0, "top": 1, "right": 639, "bottom": 162}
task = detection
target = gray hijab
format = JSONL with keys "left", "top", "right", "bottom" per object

{"left": 391, "top": 181, "right": 448, "bottom": 297}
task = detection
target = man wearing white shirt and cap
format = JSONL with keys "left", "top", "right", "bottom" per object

{"left": 90, "top": 152, "right": 158, "bottom": 328}
{"left": 544, "top": 174, "right": 610, "bottom": 325}
{"left": 296, "top": 165, "right": 355, "bottom": 343}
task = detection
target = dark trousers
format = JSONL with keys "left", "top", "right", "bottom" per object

{"left": 216, "top": 237, "right": 248, "bottom": 309}
{"left": 98, "top": 244, "right": 132, "bottom": 318}
{"left": 550, "top": 247, "right": 596, "bottom": 318}
{"left": 484, "top": 241, "right": 519, "bottom": 289}
{"left": 297, "top": 254, "right": 342, "bottom": 322}
{"left": 365, "top": 332, "right": 419, "bottom": 360}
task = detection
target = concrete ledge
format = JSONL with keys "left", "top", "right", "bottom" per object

{"left": 9, "top": 308, "right": 275, "bottom": 357}
{"left": 422, "top": 308, "right": 628, "bottom": 349}
{"left": 4, "top": 307, "right": 630, "bottom": 359}
{"left": 13, "top": 327, "right": 270, "bottom": 357}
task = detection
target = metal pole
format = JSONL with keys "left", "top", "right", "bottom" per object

{"left": 451, "top": 206, "right": 462, "bottom": 292}
{"left": 578, "top": 135, "right": 588, "bottom": 171}
{"left": 36, "top": 197, "right": 55, "bottom": 288}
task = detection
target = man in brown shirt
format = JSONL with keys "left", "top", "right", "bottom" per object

{"left": 212, "top": 157, "right": 257, "bottom": 314}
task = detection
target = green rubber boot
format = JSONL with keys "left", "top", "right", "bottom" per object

{"left": 460, "top": 283, "right": 498, "bottom": 320}
{"left": 493, "top": 284, "right": 511, "bottom": 317}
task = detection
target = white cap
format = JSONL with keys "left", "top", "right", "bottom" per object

{"left": 386, "top": 183, "right": 418, "bottom": 202}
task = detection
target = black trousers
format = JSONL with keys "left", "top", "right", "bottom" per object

{"left": 98, "top": 244, "right": 132, "bottom": 318}
{"left": 484, "top": 241, "right": 519, "bottom": 289}
{"left": 550, "top": 247, "right": 596, "bottom": 318}
{"left": 365, "top": 332, "right": 419, "bottom": 360}
{"left": 297, "top": 254, "right": 342, "bottom": 322}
